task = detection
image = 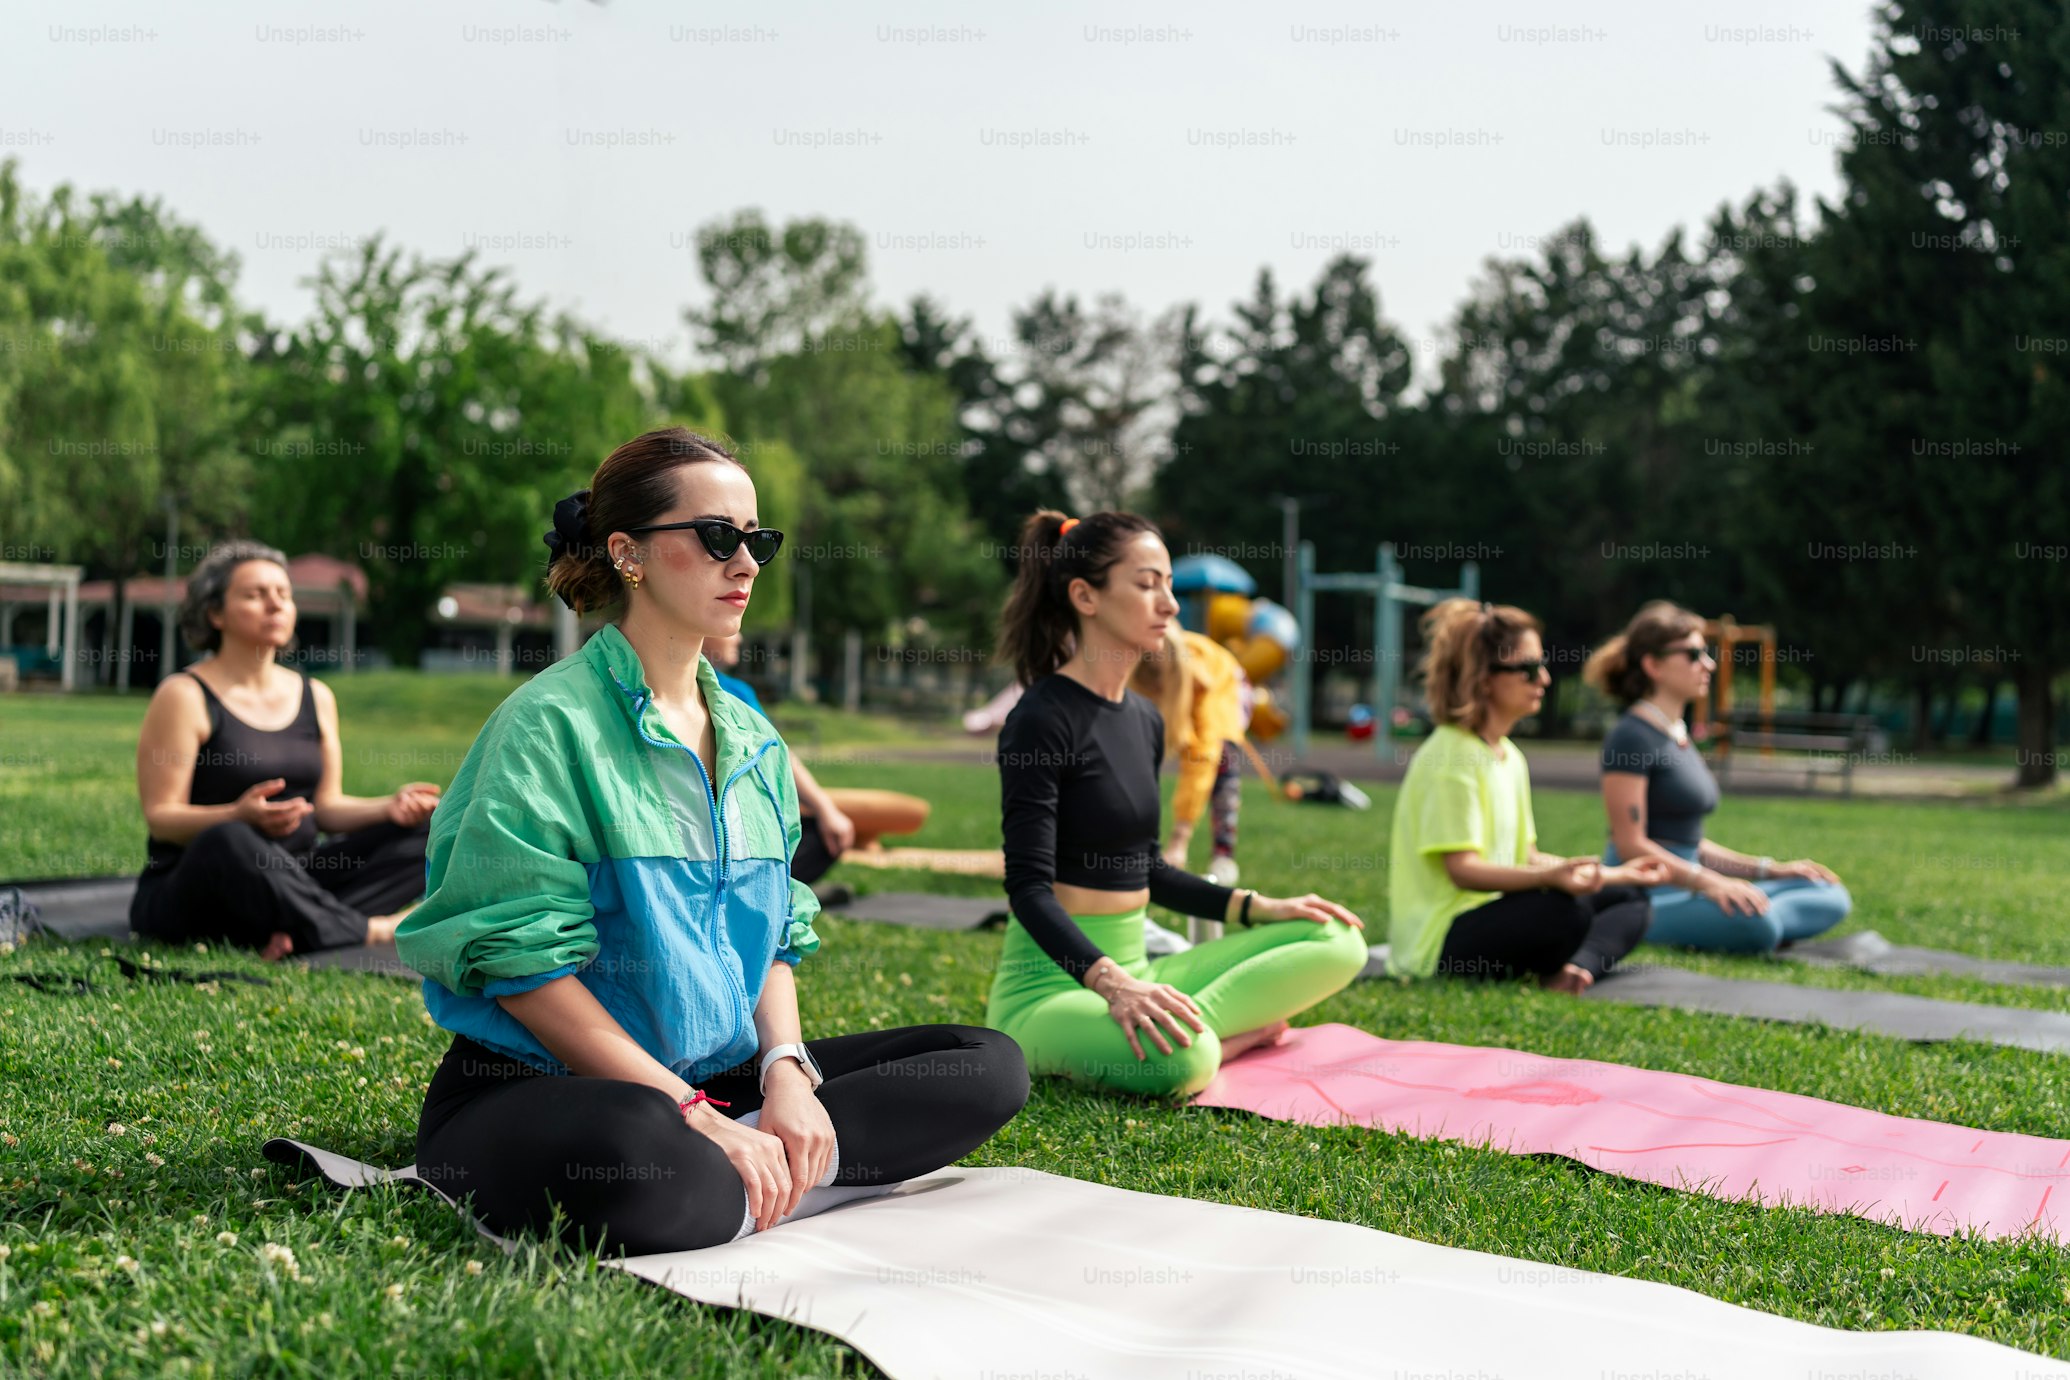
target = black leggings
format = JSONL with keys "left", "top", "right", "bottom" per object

{"left": 1437, "top": 885, "right": 1650, "bottom": 982}
{"left": 790, "top": 820, "right": 839, "bottom": 885}
{"left": 130, "top": 819, "right": 428, "bottom": 954}
{"left": 414, "top": 1025, "right": 1029, "bottom": 1257}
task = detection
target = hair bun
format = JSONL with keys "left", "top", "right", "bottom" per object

{"left": 544, "top": 489, "right": 592, "bottom": 560}
{"left": 543, "top": 490, "right": 595, "bottom": 609}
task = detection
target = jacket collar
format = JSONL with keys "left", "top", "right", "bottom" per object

{"left": 581, "top": 622, "right": 775, "bottom": 782}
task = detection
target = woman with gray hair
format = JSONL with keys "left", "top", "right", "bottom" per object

{"left": 130, "top": 541, "right": 438, "bottom": 959}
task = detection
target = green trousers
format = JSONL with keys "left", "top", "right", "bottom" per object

{"left": 985, "top": 908, "right": 1369, "bottom": 1097}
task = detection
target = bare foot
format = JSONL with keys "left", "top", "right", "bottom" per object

{"left": 363, "top": 903, "right": 417, "bottom": 947}
{"left": 260, "top": 931, "right": 295, "bottom": 962}
{"left": 1219, "top": 1019, "right": 1291, "bottom": 1065}
{"left": 1538, "top": 963, "right": 1594, "bottom": 996}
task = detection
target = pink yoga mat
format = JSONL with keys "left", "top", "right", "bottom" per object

{"left": 1194, "top": 1024, "right": 2069, "bottom": 1244}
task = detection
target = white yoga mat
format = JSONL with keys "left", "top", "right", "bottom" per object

{"left": 263, "top": 1139, "right": 2065, "bottom": 1380}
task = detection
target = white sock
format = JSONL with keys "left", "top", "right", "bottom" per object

{"left": 727, "top": 1111, "right": 898, "bottom": 1242}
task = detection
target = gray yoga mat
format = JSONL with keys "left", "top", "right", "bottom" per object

{"left": 11, "top": 875, "right": 137, "bottom": 941}
{"left": 296, "top": 943, "right": 420, "bottom": 981}
{"left": 1361, "top": 944, "right": 2070, "bottom": 1055}
{"left": 263, "top": 1137, "right": 2061, "bottom": 1380}
{"left": 1786, "top": 930, "right": 2070, "bottom": 988}
{"left": 1588, "top": 965, "right": 2070, "bottom": 1055}
{"left": 825, "top": 892, "right": 1008, "bottom": 931}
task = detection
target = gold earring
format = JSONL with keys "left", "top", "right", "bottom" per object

{"left": 623, "top": 568, "right": 641, "bottom": 589}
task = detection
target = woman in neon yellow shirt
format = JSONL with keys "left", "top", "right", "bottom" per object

{"left": 1388, "top": 599, "right": 1670, "bottom": 993}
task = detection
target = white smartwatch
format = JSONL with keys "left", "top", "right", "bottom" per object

{"left": 758, "top": 1042, "right": 824, "bottom": 1095}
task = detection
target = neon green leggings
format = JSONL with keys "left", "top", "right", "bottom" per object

{"left": 985, "top": 908, "right": 1370, "bottom": 1097}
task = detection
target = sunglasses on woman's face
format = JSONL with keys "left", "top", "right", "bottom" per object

{"left": 1492, "top": 659, "right": 1550, "bottom": 677}
{"left": 625, "top": 519, "right": 785, "bottom": 566}
{"left": 1671, "top": 645, "right": 1716, "bottom": 663}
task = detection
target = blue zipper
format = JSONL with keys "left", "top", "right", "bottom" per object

{"left": 620, "top": 677, "right": 778, "bottom": 1056}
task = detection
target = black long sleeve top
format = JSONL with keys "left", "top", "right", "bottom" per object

{"left": 997, "top": 672, "right": 1236, "bottom": 981}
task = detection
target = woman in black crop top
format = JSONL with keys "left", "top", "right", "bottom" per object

{"left": 984, "top": 510, "right": 1368, "bottom": 1097}
{"left": 131, "top": 542, "right": 439, "bottom": 959}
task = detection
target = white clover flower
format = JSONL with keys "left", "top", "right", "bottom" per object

{"left": 106, "top": 1123, "right": 126, "bottom": 1137}
{"left": 464, "top": 1260, "right": 483, "bottom": 1276}
{"left": 216, "top": 1232, "right": 237, "bottom": 1247}
{"left": 258, "top": 1243, "right": 299, "bottom": 1279}
{"left": 115, "top": 1255, "right": 139, "bottom": 1274}
{"left": 144, "top": 1153, "right": 164, "bottom": 1168}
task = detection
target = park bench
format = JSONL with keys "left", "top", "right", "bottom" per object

{"left": 1707, "top": 710, "right": 1875, "bottom": 797}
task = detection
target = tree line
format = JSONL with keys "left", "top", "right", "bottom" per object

{"left": 1, "top": 5, "right": 2063, "bottom": 782}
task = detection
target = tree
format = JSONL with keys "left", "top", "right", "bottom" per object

{"left": 898, "top": 293, "right": 1069, "bottom": 549}
{"left": 0, "top": 160, "right": 249, "bottom": 684}
{"left": 688, "top": 214, "right": 1004, "bottom": 659}
{"left": 1434, "top": 219, "right": 1732, "bottom": 666}
{"left": 1805, "top": 2, "right": 2070, "bottom": 784}
{"left": 1159, "top": 255, "right": 1416, "bottom": 572}
{"left": 686, "top": 211, "right": 869, "bottom": 381}
{"left": 996, "top": 290, "right": 1184, "bottom": 513}
{"left": 250, "top": 236, "right": 653, "bottom": 666}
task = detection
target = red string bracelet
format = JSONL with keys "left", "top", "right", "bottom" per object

{"left": 678, "top": 1089, "right": 732, "bottom": 1116}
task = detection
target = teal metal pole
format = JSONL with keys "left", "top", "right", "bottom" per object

{"left": 1377, "top": 543, "right": 1401, "bottom": 758}
{"left": 1293, "top": 540, "right": 1315, "bottom": 759}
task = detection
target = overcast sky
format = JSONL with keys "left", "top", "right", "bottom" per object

{"left": 4, "top": 0, "right": 1878, "bottom": 373}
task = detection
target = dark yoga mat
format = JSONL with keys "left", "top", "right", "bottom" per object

{"left": 4, "top": 875, "right": 417, "bottom": 979}
{"left": 10, "top": 876, "right": 137, "bottom": 941}
{"left": 297, "top": 943, "right": 420, "bottom": 981}
{"left": 1785, "top": 930, "right": 2070, "bottom": 988}
{"left": 825, "top": 892, "right": 1009, "bottom": 932}
{"left": 1588, "top": 964, "right": 2070, "bottom": 1055}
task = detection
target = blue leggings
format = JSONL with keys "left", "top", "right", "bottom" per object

{"left": 1606, "top": 841, "right": 1852, "bottom": 954}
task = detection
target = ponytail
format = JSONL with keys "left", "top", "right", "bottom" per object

{"left": 996, "top": 508, "right": 1162, "bottom": 686}
{"left": 1420, "top": 597, "right": 1543, "bottom": 732}
{"left": 1583, "top": 600, "right": 1705, "bottom": 705}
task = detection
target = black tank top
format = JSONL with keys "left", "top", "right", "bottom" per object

{"left": 145, "top": 670, "right": 323, "bottom": 868}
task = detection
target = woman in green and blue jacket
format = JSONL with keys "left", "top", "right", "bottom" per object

{"left": 396, "top": 428, "right": 1027, "bottom": 1255}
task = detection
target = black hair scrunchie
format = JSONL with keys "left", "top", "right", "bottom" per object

{"left": 544, "top": 489, "right": 595, "bottom": 611}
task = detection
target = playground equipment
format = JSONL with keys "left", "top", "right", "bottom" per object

{"left": 1692, "top": 616, "right": 1777, "bottom": 737}
{"left": 1170, "top": 555, "right": 1301, "bottom": 745}
{"left": 1687, "top": 617, "right": 1872, "bottom": 793}
{"left": 1291, "top": 542, "right": 1479, "bottom": 759}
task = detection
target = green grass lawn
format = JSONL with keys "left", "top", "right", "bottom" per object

{"left": 3, "top": 676, "right": 2069, "bottom": 1375}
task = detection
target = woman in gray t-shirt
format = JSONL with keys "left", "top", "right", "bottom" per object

{"left": 1583, "top": 602, "right": 1852, "bottom": 953}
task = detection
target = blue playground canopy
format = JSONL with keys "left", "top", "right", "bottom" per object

{"left": 1171, "top": 554, "right": 1257, "bottom": 595}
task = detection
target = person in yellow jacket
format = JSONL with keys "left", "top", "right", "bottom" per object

{"left": 1131, "top": 625, "right": 1250, "bottom": 955}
